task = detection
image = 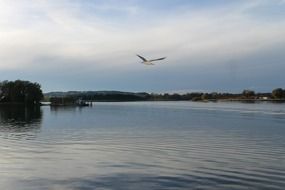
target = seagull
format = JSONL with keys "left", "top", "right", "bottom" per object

{"left": 136, "top": 54, "right": 166, "bottom": 65}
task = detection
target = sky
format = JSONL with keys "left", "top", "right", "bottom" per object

{"left": 0, "top": 0, "right": 284, "bottom": 93}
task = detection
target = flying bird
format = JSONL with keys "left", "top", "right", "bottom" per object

{"left": 136, "top": 54, "right": 166, "bottom": 65}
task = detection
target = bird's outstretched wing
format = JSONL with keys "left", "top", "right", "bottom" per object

{"left": 149, "top": 57, "right": 166, "bottom": 62}
{"left": 136, "top": 54, "right": 147, "bottom": 62}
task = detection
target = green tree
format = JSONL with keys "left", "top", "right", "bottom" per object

{"left": 0, "top": 80, "right": 43, "bottom": 104}
{"left": 272, "top": 88, "right": 284, "bottom": 99}
{"left": 242, "top": 90, "right": 255, "bottom": 98}
{"left": 201, "top": 93, "right": 211, "bottom": 100}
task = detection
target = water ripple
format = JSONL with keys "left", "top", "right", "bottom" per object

{"left": 0, "top": 102, "right": 285, "bottom": 189}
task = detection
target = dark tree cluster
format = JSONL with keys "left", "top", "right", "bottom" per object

{"left": 272, "top": 88, "right": 285, "bottom": 99}
{"left": 0, "top": 80, "right": 43, "bottom": 105}
{"left": 50, "top": 97, "right": 77, "bottom": 105}
{"left": 242, "top": 90, "right": 255, "bottom": 98}
{"left": 147, "top": 93, "right": 203, "bottom": 101}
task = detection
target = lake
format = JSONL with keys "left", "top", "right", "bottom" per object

{"left": 0, "top": 101, "right": 285, "bottom": 190}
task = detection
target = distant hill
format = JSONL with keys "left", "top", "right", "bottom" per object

{"left": 44, "top": 89, "right": 285, "bottom": 102}
{"left": 44, "top": 91, "right": 150, "bottom": 101}
{"left": 44, "top": 91, "right": 149, "bottom": 97}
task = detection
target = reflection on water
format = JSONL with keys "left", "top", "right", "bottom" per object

{"left": 0, "top": 102, "right": 285, "bottom": 190}
{"left": 50, "top": 105, "right": 81, "bottom": 112}
{"left": 13, "top": 173, "right": 206, "bottom": 190}
{"left": 0, "top": 105, "right": 42, "bottom": 132}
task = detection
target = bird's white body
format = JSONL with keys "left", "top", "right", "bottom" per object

{"left": 141, "top": 61, "right": 154, "bottom": 65}
{"left": 136, "top": 54, "right": 166, "bottom": 65}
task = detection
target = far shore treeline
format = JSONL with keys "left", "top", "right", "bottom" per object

{"left": 1, "top": 80, "right": 284, "bottom": 104}
{"left": 45, "top": 88, "right": 285, "bottom": 102}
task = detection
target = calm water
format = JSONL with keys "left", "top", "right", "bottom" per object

{"left": 0, "top": 102, "right": 285, "bottom": 190}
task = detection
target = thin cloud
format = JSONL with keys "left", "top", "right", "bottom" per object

{"left": 0, "top": 0, "right": 284, "bottom": 91}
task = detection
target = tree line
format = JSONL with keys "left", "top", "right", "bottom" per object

{"left": 0, "top": 80, "right": 284, "bottom": 103}
{"left": 48, "top": 88, "right": 285, "bottom": 102}
{"left": 0, "top": 80, "right": 43, "bottom": 105}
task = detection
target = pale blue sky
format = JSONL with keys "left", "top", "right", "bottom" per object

{"left": 0, "top": 0, "right": 284, "bottom": 93}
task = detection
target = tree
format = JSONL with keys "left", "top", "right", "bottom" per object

{"left": 0, "top": 80, "right": 43, "bottom": 104}
{"left": 24, "top": 82, "right": 43, "bottom": 104}
{"left": 242, "top": 90, "right": 255, "bottom": 98}
{"left": 201, "top": 93, "right": 211, "bottom": 100}
{"left": 272, "top": 88, "right": 284, "bottom": 99}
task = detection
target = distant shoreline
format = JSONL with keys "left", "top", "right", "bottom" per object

{"left": 44, "top": 89, "right": 285, "bottom": 103}
{"left": 0, "top": 100, "right": 284, "bottom": 108}
{"left": 36, "top": 99, "right": 285, "bottom": 107}
{"left": 197, "top": 99, "right": 285, "bottom": 104}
